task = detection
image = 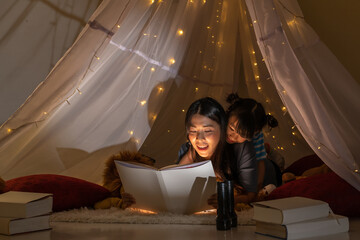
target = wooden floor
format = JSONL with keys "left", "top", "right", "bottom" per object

{"left": 31, "top": 217, "right": 360, "bottom": 240}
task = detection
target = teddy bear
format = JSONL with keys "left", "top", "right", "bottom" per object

{"left": 94, "top": 150, "right": 155, "bottom": 209}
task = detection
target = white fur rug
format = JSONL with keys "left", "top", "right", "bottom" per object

{"left": 50, "top": 207, "right": 255, "bottom": 225}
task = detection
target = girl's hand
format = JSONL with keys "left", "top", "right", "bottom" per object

{"left": 207, "top": 193, "right": 218, "bottom": 208}
{"left": 120, "top": 192, "right": 136, "bottom": 209}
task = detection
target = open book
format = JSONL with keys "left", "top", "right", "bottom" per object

{"left": 115, "top": 160, "right": 216, "bottom": 214}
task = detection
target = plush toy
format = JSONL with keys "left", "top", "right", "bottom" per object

{"left": 94, "top": 150, "right": 155, "bottom": 209}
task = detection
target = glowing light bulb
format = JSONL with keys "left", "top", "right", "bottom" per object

{"left": 158, "top": 87, "right": 164, "bottom": 92}
{"left": 117, "top": 25, "right": 120, "bottom": 28}
{"left": 140, "top": 100, "right": 147, "bottom": 106}
{"left": 182, "top": 109, "right": 185, "bottom": 112}
{"left": 253, "top": 20, "right": 257, "bottom": 23}
{"left": 151, "top": 67, "right": 155, "bottom": 72}
{"left": 355, "top": 169, "right": 359, "bottom": 173}
{"left": 292, "top": 142, "right": 296, "bottom": 146}
{"left": 206, "top": 26, "right": 211, "bottom": 29}
{"left": 255, "top": 75, "right": 260, "bottom": 79}
{"left": 292, "top": 132, "right": 296, "bottom": 135}
{"left": 150, "top": 0, "right": 155, "bottom": 4}
{"left": 282, "top": 106, "right": 287, "bottom": 112}
{"left": 169, "top": 58, "right": 176, "bottom": 64}
{"left": 177, "top": 29, "right": 184, "bottom": 35}
{"left": 252, "top": 50, "right": 255, "bottom": 54}
{"left": 257, "top": 86, "right": 262, "bottom": 90}
{"left": 137, "top": 66, "right": 141, "bottom": 69}
{"left": 129, "top": 130, "right": 134, "bottom": 135}
{"left": 167, "top": 130, "right": 171, "bottom": 133}
{"left": 195, "top": 87, "right": 199, "bottom": 92}
{"left": 318, "top": 146, "right": 321, "bottom": 150}
{"left": 7, "top": 128, "right": 12, "bottom": 133}
{"left": 95, "top": 56, "right": 100, "bottom": 60}
{"left": 43, "top": 112, "right": 48, "bottom": 115}
{"left": 254, "top": 62, "right": 257, "bottom": 66}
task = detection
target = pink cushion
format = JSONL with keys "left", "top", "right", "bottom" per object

{"left": 267, "top": 172, "right": 360, "bottom": 217}
{"left": 4, "top": 174, "right": 110, "bottom": 212}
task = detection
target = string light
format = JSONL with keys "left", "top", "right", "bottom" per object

{"left": 254, "top": 62, "right": 257, "bottom": 66}
{"left": 153, "top": 35, "right": 157, "bottom": 38}
{"left": 116, "top": 25, "right": 120, "bottom": 28}
{"left": 318, "top": 146, "right": 321, "bottom": 150}
{"left": 150, "top": 0, "right": 155, "bottom": 4}
{"left": 43, "top": 112, "right": 48, "bottom": 115}
{"left": 140, "top": 100, "right": 147, "bottom": 106}
{"left": 76, "top": 88, "right": 82, "bottom": 95}
{"left": 195, "top": 87, "right": 199, "bottom": 92}
{"left": 7, "top": 128, "right": 12, "bottom": 134}
{"left": 355, "top": 169, "right": 359, "bottom": 173}
{"left": 150, "top": 67, "right": 155, "bottom": 72}
{"left": 169, "top": 58, "right": 176, "bottom": 64}
{"left": 95, "top": 56, "right": 100, "bottom": 60}
{"left": 177, "top": 29, "right": 184, "bottom": 35}
{"left": 253, "top": 20, "right": 257, "bottom": 23}
{"left": 167, "top": 130, "right": 171, "bottom": 133}
{"left": 252, "top": 51, "right": 255, "bottom": 54}
{"left": 292, "top": 132, "right": 296, "bottom": 135}
{"left": 206, "top": 26, "right": 211, "bottom": 29}
{"left": 128, "top": 130, "right": 134, "bottom": 135}
{"left": 292, "top": 142, "right": 296, "bottom": 146}
{"left": 137, "top": 66, "right": 141, "bottom": 69}
{"left": 182, "top": 109, "right": 185, "bottom": 112}
{"left": 282, "top": 106, "right": 287, "bottom": 112}
{"left": 158, "top": 87, "right": 164, "bottom": 92}
{"left": 257, "top": 86, "right": 262, "bottom": 90}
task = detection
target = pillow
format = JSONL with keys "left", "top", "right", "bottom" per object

{"left": 4, "top": 174, "right": 110, "bottom": 212}
{"left": 283, "top": 154, "right": 323, "bottom": 176}
{"left": 267, "top": 172, "right": 360, "bottom": 217}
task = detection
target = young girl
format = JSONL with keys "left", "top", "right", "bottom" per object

{"left": 178, "top": 97, "right": 258, "bottom": 205}
{"left": 225, "top": 93, "right": 280, "bottom": 195}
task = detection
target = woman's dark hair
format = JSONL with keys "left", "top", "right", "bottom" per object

{"left": 226, "top": 93, "right": 278, "bottom": 139}
{"left": 185, "top": 97, "right": 230, "bottom": 179}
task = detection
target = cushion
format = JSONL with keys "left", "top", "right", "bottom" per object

{"left": 267, "top": 172, "right": 360, "bottom": 217}
{"left": 4, "top": 174, "right": 110, "bottom": 212}
{"left": 283, "top": 154, "right": 323, "bottom": 176}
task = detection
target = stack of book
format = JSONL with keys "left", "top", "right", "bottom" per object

{"left": 0, "top": 191, "right": 53, "bottom": 236}
{"left": 252, "top": 196, "right": 349, "bottom": 239}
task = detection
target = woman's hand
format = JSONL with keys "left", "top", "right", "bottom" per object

{"left": 120, "top": 192, "right": 136, "bottom": 209}
{"left": 207, "top": 193, "right": 218, "bottom": 208}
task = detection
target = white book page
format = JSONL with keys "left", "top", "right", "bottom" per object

{"left": 115, "top": 161, "right": 166, "bottom": 212}
{"left": 159, "top": 160, "right": 216, "bottom": 214}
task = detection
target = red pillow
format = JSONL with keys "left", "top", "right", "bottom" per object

{"left": 283, "top": 154, "right": 323, "bottom": 176}
{"left": 4, "top": 174, "right": 110, "bottom": 212}
{"left": 267, "top": 172, "right": 360, "bottom": 217}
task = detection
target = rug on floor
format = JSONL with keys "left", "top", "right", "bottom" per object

{"left": 50, "top": 207, "right": 255, "bottom": 225}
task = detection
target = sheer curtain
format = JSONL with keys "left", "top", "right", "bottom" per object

{"left": 0, "top": 0, "right": 358, "bottom": 190}
{"left": 245, "top": 0, "right": 360, "bottom": 190}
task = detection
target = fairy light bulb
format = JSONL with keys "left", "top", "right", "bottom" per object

{"left": 95, "top": 56, "right": 100, "bottom": 60}
{"left": 195, "top": 87, "right": 199, "bottom": 92}
{"left": 292, "top": 142, "right": 296, "bottom": 146}
{"left": 117, "top": 25, "right": 120, "bottom": 28}
{"left": 253, "top": 20, "right": 257, "bottom": 23}
{"left": 150, "top": 0, "right": 155, "bottom": 4}
{"left": 252, "top": 51, "right": 255, "bottom": 54}
{"left": 43, "top": 112, "right": 48, "bottom": 115}
{"left": 272, "top": 135, "right": 275, "bottom": 139}
{"left": 151, "top": 67, "right": 155, "bottom": 72}
{"left": 254, "top": 62, "right": 257, "bottom": 66}
{"left": 292, "top": 132, "right": 296, "bottom": 135}
{"left": 137, "top": 66, "right": 141, "bottom": 69}
{"left": 128, "top": 130, "right": 134, "bottom": 135}
{"left": 282, "top": 106, "right": 287, "bottom": 112}
{"left": 7, "top": 128, "right": 12, "bottom": 133}
{"left": 158, "top": 87, "right": 164, "bottom": 92}
{"left": 140, "top": 100, "right": 147, "bottom": 106}
{"left": 355, "top": 169, "right": 359, "bottom": 173}
{"left": 169, "top": 58, "right": 176, "bottom": 64}
{"left": 182, "top": 109, "right": 185, "bottom": 112}
{"left": 167, "top": 130, "right": 171, "bottom": 133}
{"left": 77, "top": 88, "right": 82, "bottom": 95}
{"left": 207, "top": 26, "right": 211, "bottom": 29}
{"left": 318, "top": 146, "right": 321, "bottom": 150}
{"left": 257, "top": 86, "right": 262, "bottom": 90}
{"left": 255, "top": 75, "right": 260, "bottom": 79}
{"left": 177, "top": 29, "right": 184, "bottom": 35}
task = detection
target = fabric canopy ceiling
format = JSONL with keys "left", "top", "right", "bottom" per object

{"left": 0, "top": 0, "right": 359, "bottom": 190}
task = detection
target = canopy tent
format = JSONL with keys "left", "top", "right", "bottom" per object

{"left": 0, "top": 0, "right": 359, "bottom": 191}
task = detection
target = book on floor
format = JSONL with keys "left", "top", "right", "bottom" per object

{"left": 0, "top": 214, "right": 51, "bottom": 235}
{"left": 115, "top": 160, "right": 217, "bottom": 214}
{"left": 255, "top": 214, "right": 349, "bottom": 239}
{"left": 252, "top": 196, "right": 330, "bottom": 224}
{"left": 0, "top": 192, "right": 53, "bottom": 218}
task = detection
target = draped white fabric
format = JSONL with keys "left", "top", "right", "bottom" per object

{"left": 0, "top": 0, "right": 358, "bottom": 190}
{"left": 245, "top": 0, "right": 360, "bottom": 190}
{"left": 0, "top": 0, "right": 99, "bottom": 125}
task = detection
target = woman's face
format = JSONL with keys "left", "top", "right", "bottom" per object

{"left": 188, "top": 114, "right": 221, "bottom": 159}
{"left": 226, "top": 115, "right": 249, "bottom": 144}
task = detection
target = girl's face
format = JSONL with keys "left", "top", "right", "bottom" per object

{"left": 188, "top": 114, "right": 221, "bottom": 159}
{"left": 226, "top": 115, "right": 249, "bottom": 144}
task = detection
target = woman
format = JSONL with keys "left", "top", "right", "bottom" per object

{"left": 178, "top": 97, "right": 258, "bottom": 206}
